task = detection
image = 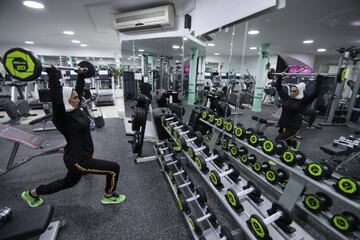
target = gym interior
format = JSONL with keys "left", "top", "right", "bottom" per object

{"left": 0, "top": 0, "right": 359, "bottom": 240}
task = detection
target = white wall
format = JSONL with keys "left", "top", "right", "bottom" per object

{"left": 190, "top": 0, "right": 277, "bottom": 36}
{"left": 313, "top": 55, "right": 340, "bottom": 73}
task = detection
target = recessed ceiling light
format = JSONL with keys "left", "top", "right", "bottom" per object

{"left": 248, "top": 30, "right": 259, "bottom": 35}
{"left": 351, "top": 20, "right": 360, "bottom": 26}
{"left": 175, "top": 60, "right": 179, "bottom": 63}
{"left": 99, "top": 58, "right": 103, "bottom": 60}
{"left": 317, "top": 48, "right": 327, "bottom": 52}
{"left": 303, "top": 40, "right": 314, "bottom": 44}
{"left": 71, "top": 40, "right": 80, "bottom": 43}
{"left": 24, "top": 41, "right": 34, "bottom": 45}
{"left": 127, "top": 57, "right": 132, "bottom": 60}
{"left": 214, "top": 53, "right": 220, "bottom": 56}
{"left": 80, "top": 44, "right": 87, "bottom": 47}
{"left": 183, "top": 37, "right": 188, "bottom": 41}
{"left": 23, "top": 1, "right": 44, "bottom": 9}
{"left": 63, "top": 30, "right": 75, "bottom": 35}
{"left": 86, "top": 57, "right": 90, "bottom": 59}
{"left": 207, "top": 43, "right": 215, "bottom": 47}
{"left": 249, "top": 47, "right": 257, "bottom": 50}
{"left": 138, "top": 54, "right": 142, "bottom": 56}
{"left": 138, "top": 49, "right": 144, "bottom": 52}
{"left": 74, "top": 57, "right": 78, "bottom": 59}
{"left": 172, "top": 45, "right": 180, "bottom": 49}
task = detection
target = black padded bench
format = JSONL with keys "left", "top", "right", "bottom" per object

{"left": 0, "top": 205, "right": 60, "bottom": 240}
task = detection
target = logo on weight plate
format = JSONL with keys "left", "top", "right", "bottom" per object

{"left": 333, "top": 216, "right": 349, "bottom": 230}
{"left": 12, "top": 57, "right": 28, "bottom": 72}
{"left": 250, "top": 218, "right": 265, "bottom": 238}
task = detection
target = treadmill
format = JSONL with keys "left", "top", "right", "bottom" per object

{"left": 95, "top": 70, "right": 114, "bottom": 106}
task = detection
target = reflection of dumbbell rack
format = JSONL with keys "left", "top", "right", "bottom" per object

{"left": 161, "top": 117, "right": 315, "bottom": 240}
{"left": 154, "top": 141, "right": 234, "bottom": 240}
{"left": 199, "top": 116, "right": 360, "bottom": 240}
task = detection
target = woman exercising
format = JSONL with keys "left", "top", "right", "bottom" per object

{"left": 275, "top": 74, "right": 322, "bottom": 150}
{"left": 21, "top": 66, "right": 126, "bottom": 207}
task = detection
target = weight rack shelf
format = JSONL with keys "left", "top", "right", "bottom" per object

{"left": 163, "top": 124, "right": 315, "bottom": 240}
{"left": 154, "top": 142, "right": 223, "bottom": 240}
{"left": 199, "top": 118, "right": 360, "bottom": 239}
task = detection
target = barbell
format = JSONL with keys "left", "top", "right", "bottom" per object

{"left": 3, "top": 47, "right": 96, "bottom": 82}
{"left": 267, "top": 68, "right": 344, "bottom": 82}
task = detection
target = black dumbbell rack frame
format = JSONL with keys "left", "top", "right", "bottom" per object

{"left": 162, "top": 122, "right": 315, "bottom": 240}
{"left": 200, "top": 118, "right": 360, "bottom": 240}
{"left": 154, "top": 141, "right": 224, "bottom": 240}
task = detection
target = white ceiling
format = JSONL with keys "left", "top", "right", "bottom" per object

{"left": 0, "top": 0, "right": 359, "bottom": 58}
{"left": 206, "top": 0, "right": 360, "bottom": 57}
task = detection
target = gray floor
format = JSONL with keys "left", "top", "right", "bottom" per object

{"left": 0, "top": 118, "right": 192, "bottom": 240}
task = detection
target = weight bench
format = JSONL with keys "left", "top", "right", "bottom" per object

{"left": 0, "top": 205, "right": 61, "bottom": 240}
{"left": 0, "top": 124, "right": 66, "bottom": 176}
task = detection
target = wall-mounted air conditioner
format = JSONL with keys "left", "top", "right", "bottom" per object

{"left": 113, "top": 5, "right": 175, "bottom": 33}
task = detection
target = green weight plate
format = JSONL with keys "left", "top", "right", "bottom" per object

{"left": 195, "top": 156, "right": 202, "bottom": 170}
{"left": 230, "top": 146, "right": 238, "bottom": 156}
{"left": 336, "top": 178, "right": 358, "bottom": 196}
{"left": 307, "top": 163, "right": 323, "bottom": 177}
{"left": 253, "top": 162, "right": 262, "bottom": 172}
{"left": 226, "top": 190, "right": 237, "bottom": 207}
{"left": 265, "top": 170, "right": 277, "bottom": 184}
{"left": 241, "top": 155, "right": 248, "bottom": 164}
{"left": 177, "top": 197, "right": 183, "bottom": 211}
{"left": 249, "top": 135, "right": 258, "bottom": 144}
{"left": 209, "top": 115, "right": 215, "bottom": 123}
{"left": 209, "top": 171, "right": 218, "bottom": 186}
{"left": 303, "top": 194, "right": 321, "bottom": 212}
{"left": 201, "top": 111, "right": 207, "bottom": 120}
{"left": 248, "top": 215, "right": 267, "bottom": 239}
{"left": 216, "top": 118, "right": 223, "bottom": 128}
{"left": 281, "top": 151, "right": 296, "bottom": 165}
{"left": 331, "top": 215, "right": 350, "bottom": 232}
{"left": 262, "top": 140, "right": 274, "bottom": 153}
{"left": 235, "top": 127, "right": 244, "bottom": 138}
{"left": 225, "top": 121, "right": 233, "bottom": 133}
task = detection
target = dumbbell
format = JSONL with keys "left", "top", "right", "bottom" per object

{"left": 215, "top": 117, "right": 225, "bottom": 129}
{"left": 225, "top": 181, "right": 263, "bottom": 213}
{"left": 208, "top": 114, "right": 216, "bottom": 124}
{"left": 224, "top": 119, "right": 234, "bottom": 133}
{"left": 264, "top": 168, "right": 289, "bottom": 185}
{"left": 175, "top": 176, "right": 195, "bottom": 194}
{"left": 248, "top": 134, "right": 267, "bottom": 147}
{"left": 201, "top": 110, "right": 209, "bottom": 120}
{"left": 0, "top": 207, "right": 12, "bottom": 224}
{"left": 251, "top": 161, "right": 270, "bottom": 174}
{"left": 234, "top": 124, "right": 246, "bottom": 139}
{"left": 244, "top": 128, "right": 255, "bottom": 140}
{"left": 187, "top": 143, "right": 210, "bottom": 160}
{"left": 160, "top": 114, "right": 177, "bottom": 126}
{"left": 280, "top": 150, "right": 307, "bottom": 166}
{"left": 195, "top": 149, "right": 227, "bottom": 173}
{"left": 177, "top": 187, "right": 207, "bottom": 214}
{"left": 199, "top": 225, "right": 235, "bottom": 240}
{"left": 262, "top": 139, "right": 288, "bottom": 155}
{"left": 303, "top": 162, "right": 334, "bottom": 180}
{"left": 179, "top": 131, "right": 203, "bottom": 150}
{"left": 188, "top": 207, "right": 218, "bottom": 235}
{"left": 247, "top": 203, "right": 293, "bottom": 240}
{"left": 303, "top": 192, "right": 333, "bottom": 214}
{"left": 221, "top": 137, "right": 231, "bottom": 151}
{"left": 231, "top": 145, "right": 248, "bottom": 158}
{"left": 168, "top": 166, "right": 187, "bottom": 183}
{"left": 162, "top": 158, "right": 182, "bottom": 174}
{"left": 330, "top": 211, "right": 359, "bottom": 234}
{"left": 209, "top": 163, "right": 241, "bottom": 189}
{"left": 240, "top": 153, "right": 256, "bottom": 165}
{"left": 333, "top": 177, "right": 360, "bottom": 198}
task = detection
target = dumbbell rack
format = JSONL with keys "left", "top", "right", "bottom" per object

{"left": 162, "top": 122, "right": 315, "bottom": 240}
{"left": 154, "top": 141, "right": 225, "bottom": 240}
{"left": 199, "top": 118, "right": 360, "bottom": 240}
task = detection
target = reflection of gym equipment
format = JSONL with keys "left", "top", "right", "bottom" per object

{"left": 94, "top": 70, "right": 114, "bottom": 106}
{"left": 29, "top": 88, "right": 56, "bottom": 132}
{"left": 0, "top": 124, "right": 66, "bottom": 176}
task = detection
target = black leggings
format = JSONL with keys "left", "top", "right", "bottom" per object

{"left": 36, "top": 158, "right": 120, "bottom": 195}
{"left": 275, "top": 127, "right": 300, "bottom": 147}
